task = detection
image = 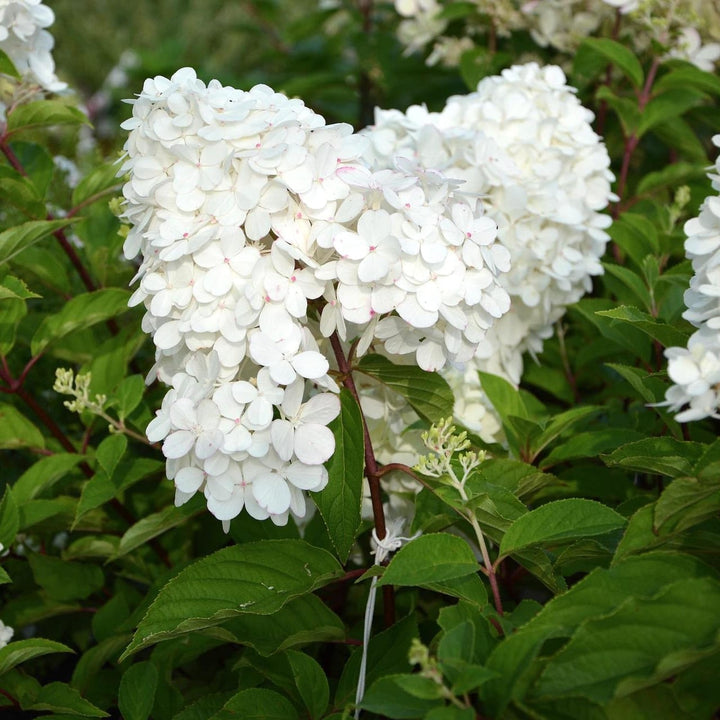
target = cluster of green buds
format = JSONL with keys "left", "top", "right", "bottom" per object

{"left": 53, "top": 368, "right": 107, "bottom": 416}
{"left": 415, "top": 418, "right": 486, "bottom": 489}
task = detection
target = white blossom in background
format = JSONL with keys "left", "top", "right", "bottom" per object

{"left": 665, "top": 28, "right": 720, "bottom": 72}
{"left": 122, "top": 67, "right": 511, "bottom": 526}
{"left": 0, "top": 0, "right": 66, "bottom": 94}
{"left": 362, "top": 62, "right": 614, "bottom": 437}
{"left": 0, "top": 619, "right": 13, "bottom": 649}
{"left": 660, "top": 135, "right": 720, "bottom": 422}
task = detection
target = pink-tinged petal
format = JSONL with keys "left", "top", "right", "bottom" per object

{"left": 270, "top": 359, "right": 297, "bottom": 385}
{"left": 294, "top": 424, "right": 335, "bottom": 465}
{"left": 271, "top": 419, "right": 295, "bottom": 461}
{"left": 285, "top": 461, "right": 326, "bottom": 490}
{"left": 175, "top": 466, "right": 205, "bottom": 493}
{"left": 207, "top": 488, "right": 246, "bottom": 521}
{"left": 163, "top": 430, "right": 195, "bottom": 459}
{"left": 299, "top": 393, "right": 340, "bottom": 426}
{"left": 252, "top": 473, "right": 292, "bottom": 514}
{"left": 196, "top": 429, "right": 224, "bottom": 459}
{"left": 416, "top": 341, "right": 446, "bottom": 372}
{"left": 249, "top": 332, "right": 282, "bottom": 367}
{"left": 292, "top": 351, "right": 329, "bottom": 379}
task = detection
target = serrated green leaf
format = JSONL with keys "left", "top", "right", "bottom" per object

{"left": 377, "top": 533, "right": 478, "bottom": 587}
{"left": 7, "top": 100, "right": 88, "bottom": 135}
{"left": 0, "top": 48, "right": 20, "bottom": 77}
{"left": 312, "top": 388, "right": 363, "bottom": 562}
{"left": 287, "top": 650, "right": 329, "bottom": 719}
{"left": 602, "top": 262, "right": 653, "bottom": 310}
{"left": 636, "top": 161, "right": 706, "bottom": 195}
{"left": 0, "top": 169, "right": 44, "bottom": 217}
{"left": 0, "top": 403, "right": 45, "bottom": 450}
{"left": 114, "top": 495, "right": 204, "bottom": 558}
{"left": 608, "top": 214, "right": 660, "bottom": 265}
{"left": 29, "top": 554, "right": 104, "bottom": 602}
{"left": 605, "top": 363, "right": 657, "bottom": 403}
{"left": 530, "top": 406, "right": 601, "bottom": 461}
{"left": 0, "top": 485, "right": 20, "bottom": 549}
{"left": 118, "top": 662, "right": 158, "bottom": 720}
{"left": 71, "top": 161, "right": 122, "bottom": 209}
{"left": 210, "top": 688, "right": 299, "bottom": 720}
{"left": 74, "top": 474, "right": 116, "bottom": 527}
{"left": 602, "top": 437, "right": 706, "bottom": 477}
{"left": 360, "top": 675, "right": 443, "bottom": 718}
{"left": 95, "top": 434, "right": 127, "bottom": 478}
{"left": 637, "top": 88, "right": 705, "bottom": 138}
{"left": 655, "top": 64, "right": 720, "bottom": 96}
{"left": 216, "top": 593, "right": 345, "bottom": 656}
{"left": 499, "top": 499, "right": 625, "bottom": 558}
{"left": 31, "top": 288, "right": 131, "bottom": 355}
{"left": 115, "top": 375, "right": 145, "bottom": 421}
{"left": 420, "top": 573, "right": 488, "bottom": 608}
{"left": 653, "top": 476, "right": 720, "bottom": 535}
{"left": 0, "top": 639, "right": 73, "bottom": 676}
{"left": 580, "top": 37, "right": 644, "bottom": 88}
{"left": 357, "top": 354, "right": 454, "bottom": 423}
{"left": 0, "top": 217, "right": 66, "bottom": 268}
{"left": 122, "top": 539, "right": 343, "bottom": 659}
{"left": 595, "top": 305, "right": 691, "bottom": 348}
{"left": 1, "top": 297, "right": 25, "bottom": 356}
{"left": 540, "top": 429, "right": 644, "bottom": 470}
{"left": 0, "top": 275, "right": 41, "bottom": 300}
{"left": 534, "top": 577, "right": 720, "bottom": 703}
{"left": 28, "top": 681, "right": 108, "bottom": 717}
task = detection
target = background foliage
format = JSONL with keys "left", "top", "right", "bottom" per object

{"left": 1, "top": 1, "right": 720, "bottom": 719}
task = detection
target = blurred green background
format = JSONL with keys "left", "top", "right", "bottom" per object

{"left": 49, "top": 0, "right": 467, "bottom": 139}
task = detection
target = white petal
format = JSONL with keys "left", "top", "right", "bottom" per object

{"left": 271, "top": 419, "right": 295, "bottom": 461}
{"left": 252, "top": 473, "right": 292, "bottom": 514}
{"left": 294, "top": 424, "right": 335, "bottom": 465}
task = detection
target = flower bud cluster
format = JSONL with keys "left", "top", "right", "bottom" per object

{"left": 661, "top": 135, "right": 720, "bottom": 422}
{"left": 0, "top": 0, "right": 66, "bottom": 97}
{"left": 121, "top": 68, "right": 511, "bottom": 525}
{"left": 362, "top": 62, "right": 614, "bottom": 436}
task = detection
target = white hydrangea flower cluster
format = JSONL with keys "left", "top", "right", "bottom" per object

{"left": 660, "top": 136, "right": 720, "bottom": 422}
{"left": 0, "top": 0, "right": 65, "bottom": 93}
{"left": 362, "top": 63, "right": 614, "bottom": 438}
{"left": 122, "top": 68, "right": 511, "bottom": 525}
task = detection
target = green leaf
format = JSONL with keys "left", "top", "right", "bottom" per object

{"left": 0, "top": 404, "right": 45, "bottom": 450}
{"left": 636, "top": 161, "right": 706, "bottom": 196}
{"left": 114, "top": 496, "right": 204, "bottom": 558}
{"left": 534, "top": 577, "right": 720, "bottom": 703}
{"left": 95, "top": 434, "right": 127, "bottom": 478}
{"left": 0, "top": 639, "right": 73, "bottom": 676}
{"left": 424, "top": 707, "right": 475, "bottom": 720}
{"left": 74, "top": 475, "right": 116, "bottom": 527}
{"left": 420, "top": 574, "right": 488, "bottom": 608}
{"left": 0, "top": 48, "right": 20, "bottom": 77}
{"left": 655, "top": 64, "right": 720, "bottom": 96}
{"left": 653, "top": 476, "right": 720, "bottom": 535}
{"left": 287, "top": 650, "right": 329, "bottom": 719}
{"left": 312, "top": 388, "right": 363, "bottom": 562}
{"left": 602, "top": 438, "right": 706, "bottom": 478}
{"left": 540, "top": 429, "right": 644, "bottom": 470}
{"left": 0, "top": 219, "right": 72, "bottom": 266}
{"left": 122, "top": 539, "right": 343, "bottom": 658}
{"left": 29, "top": 554, "right": 104, "bottom": 602}
{"left": 595, "top": 86, "right": 640, "bottom": 135}
{"left": 654, "top": 116, "right": 709, "bottom": 162}
{"left": 602, "top": 262, "right": 653, "bottom": 310}
{"left": 607, "top": 214, "right": 659, "bottom": 267}
{"left": 0, "top": 275, "right": 40, "bottom": 301}
{"left": 27, "top": 682, "right": 108, "bottom": 717}
{"left": 637, "top": 88, "right": 705, "bottom": 138}
{"left": 0, "top": 485, "right": 20, "bottom": 549}
{"left": 357, "top": 354, "right": 454, "bottom": 423}
{"left": 115, "top": 375, "right": 146, "bottom": 421}
{"left": 605, "top": 363, "right": 657, "bottom": 403}
{"left": 0, "top": 567, "right": 11, "bottom": 585}
{"left": 118, "top": 662, "right": 158, "bottom": 720}
{"left": 499, "top": 500, "right": 625, "bottom": 559}
{"left": 71, "top": 161, "right": 122, "bottom": 208}
{"left": 360, "top": 675, "right": 443, "bottom": 718}
{"left": 530, "top": 406, "right": 601, "bottom": 460}
{"left": 579, "top": 37, "right": 644, "bottom": 88}
{"left": 7, "top": 100, "right": 88, "bottom": 135}
{"left": 12, "top": 454, "right": 83, "bottom": 503}
{"left": 377, "top": 533, "right": 479, "bottom": 587}
{"left": 31, "top": 288, "right": 131, "bottom": 355}
{"left": 0, "top": 168, "right": 44, "bottom": 217}
{"left": 215, "top": 593, "right": 345, "bottom": 656}
{"left": 210, "top": 688, "right": 299, "bottom": 720}
{"left": 595, "top": 305, "right": 691, "bottom": 348}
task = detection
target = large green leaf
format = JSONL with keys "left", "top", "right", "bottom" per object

{"left": 579, "top": 37, "right": 644, "bottom": 87}
{"left": 31, "top": 288, "right": 131, "bottom": 355}
{"left": 0, "top": 639, "right": 73, "bottom": 676}
{"left": 312, "top": 388, "right": 363, "bottom": 562}
{"left": 377, "top": 533, "right": 478, "bottom": 587}
{"left": 287, "top": 650, "right": 330, "bottom": 719}
{"left": 118, "top": 662, "right": 158, "bottom": 720}
{"left": 71, "top": 161, "right": 123, "bottom": 208}
{"left": 12, "top": 454, "right": 84, "bottom": 503}
{"left": 653, "top": 476, "right": 720, "bottom": 535}
{"left": 6, "top": 100, "right": 89, "bottom": 135}
{"left": 357, "top": 354, "right": 454, "bottom": 423}
{"left": 27, "top": 681, "right": 107, "bottom": 717}
{"left": 28, "top": 554, "right": 104, "bottom": 602}
{"left": 360, "top": 674, "right": 444, "bottom": 718}
{"left": 0, "top": 219, "right": 73, "bottom": 265}
{"left": 637, "top": 88, "right": 706, "bottom": 138}
{"left": 0, "top": 48, "right": 19, "bottom": 77}
{"left": 209, "top": 688, "right": 299, "bottom": 720}
{"left": 533, "top": 577, "right": 720, "bottom": 703}
{"left": 499, "top": 499, "right": 626, "bottom": 559}
{"left": 122, "top": 539, "right": 343, "bottom": 658}
{"left": 602, "top": 438, "right": 706, "bottom": 478}
{"left": 0, "top": 404, "right": 45, "bottom": 450}
{"left": 595, "top": 305, "right": 692, "bottom": 349}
